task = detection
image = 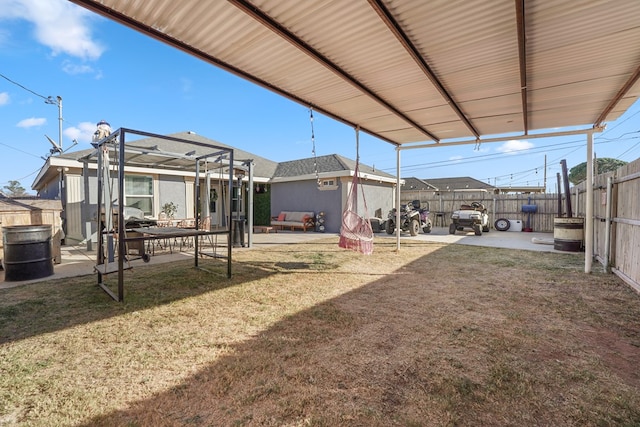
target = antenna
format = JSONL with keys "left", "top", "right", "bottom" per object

{"left": 43, "top": 136, "right": 78, "bottom": 158}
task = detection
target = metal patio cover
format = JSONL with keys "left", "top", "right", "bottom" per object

{"left": 70, "top": 0, "right": 640, "bottom": 146}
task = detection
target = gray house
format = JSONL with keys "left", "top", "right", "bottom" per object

{"left": 32, "top": 131, "right": 277, "bottom": 244}
{"left": 271, "top": 155, "right": 397, "bottom": 233}
{"left": 32, "top": 132, "right": 399, "bottom": 242}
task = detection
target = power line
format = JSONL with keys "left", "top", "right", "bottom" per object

{"left": 0, "top": 71, "right": 68, "bottom": 125}
{"left": 395, "top": 140, "right": 586, "bottom": 173}
{"left": 0, "top": 72, "right": 51, "bottom": 102}
{"left": 0, "top": 167, "right": 43, "bottom": 187}
{"left": 614, "top": 138, "right": 640, "bottom": 160}
{"left": 0, "top": 141, "right": 44, "bottom": 159}
{"left": 388, "top": 132, "right": 639, "bottom": 181}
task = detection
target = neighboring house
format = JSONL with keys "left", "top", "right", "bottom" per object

{"left": 400, "top": 176, "right": 494, "bottom": 212}
{"left": 271, "top": 154, "right": 398, "bottom": 233}
{"left": 32, "top": 131, "right": 278, "bottom": 244}
{"left": 417, "top": 176, "right": 544, "bottom": 194}
{"left": 420, "top": 176, "right": 496, "bottom": 193}
{"left": 32, "top": 131, "right": 400, "bottom": 242}
{"left": 401, "top": 177, "right": 438, "bottom": 192}
{"left": 401, "top": 176, "right": 545, "bottom": 215}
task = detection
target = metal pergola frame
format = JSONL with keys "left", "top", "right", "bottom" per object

{"left": 86, "top": 128, "right": 237, "bottom": 302}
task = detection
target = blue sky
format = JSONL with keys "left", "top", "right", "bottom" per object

{"left": 1, "top": 0, "right": 639, "bottom": 194}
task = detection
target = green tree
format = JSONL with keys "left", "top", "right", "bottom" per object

{"left": 2, "top": 180, "right": 26, "bottom": 197}
{"left": 568, "top": 158, "right": 627, "bottom": 185}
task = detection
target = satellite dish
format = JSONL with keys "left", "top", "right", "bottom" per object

{"left": 45, "top": 134, "right": 62, "bottom": 153}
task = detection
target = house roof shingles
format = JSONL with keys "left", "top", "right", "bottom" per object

{"left": 39, "top": 133, "right": 394, "bottom": 188}
{"left": 421, "top": 176, "right": 495, "bottom": 191}
{"left": 274, "top": 154, "right": 394, "bottom": 180}
{"left": 54, "top": 131, "right": 279, "bottom": 180}
{"left": 400, "top": 177, "right": 437, "bottom": 191}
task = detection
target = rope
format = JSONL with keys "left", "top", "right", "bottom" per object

{"left": 310, "top": 108, "right": 321, "bottom": 186}
{"left": 338, "top": 127, "right": 374, "bottom": 254}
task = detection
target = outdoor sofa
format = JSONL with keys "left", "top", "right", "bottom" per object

{"left": 270, "top": 211, "right": 315, "bottom": 231}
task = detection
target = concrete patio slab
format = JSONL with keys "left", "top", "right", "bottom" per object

{"left": 1, "top": 228, "right": 578, "bottom": 288}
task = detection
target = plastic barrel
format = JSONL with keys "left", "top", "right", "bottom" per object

{"left": 2, "top": 225, "right": 54, "bottom": 281}
{"left": 553, "top": 218, "right": 584, "bottom": 252}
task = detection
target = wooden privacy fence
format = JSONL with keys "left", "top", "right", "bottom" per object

{"left": 575, "top": 157, "right": 640, "bottom": 293}
{"left": 401, "top": 191, "right": 568, "bottom": 233}
{"left": 402, "top": 156, "right": 640, "bottom": 292}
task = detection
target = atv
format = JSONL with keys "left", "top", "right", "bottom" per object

{"left": 386, "top": 200, "right": 432, "bottom": 236}
{"left": 449, "top": 201, "right": 490, "bottom": 236}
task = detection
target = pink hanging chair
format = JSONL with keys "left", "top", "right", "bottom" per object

{"left": 338, "top": 129, "right": 374, "bottom": 255}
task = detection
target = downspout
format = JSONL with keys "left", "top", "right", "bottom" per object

{"left": 585, "top": 131, "right": 594, "bottom": 273}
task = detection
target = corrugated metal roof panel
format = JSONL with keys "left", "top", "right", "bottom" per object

{"left": 70, "top": 0, "right": 640, "bottom": 145}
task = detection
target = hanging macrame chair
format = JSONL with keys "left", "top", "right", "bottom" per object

{"left": 338, "top": 127, "right": 374, "bottom": 255}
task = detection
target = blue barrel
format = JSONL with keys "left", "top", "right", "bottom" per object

{"left": 522, "top": 204, "right": 538, "bottom": 213}
{"left": 2, "top": 225, "right": 54, "bottom": 281}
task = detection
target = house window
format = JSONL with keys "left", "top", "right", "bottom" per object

{"left": 232, "top": 185, "right": 243, "bottom": 214}
{"left": 125, "top": 175, "right": 153, "bottom": 215}
{"left": 319, "top": 179, "right": 338, "bottom": 191}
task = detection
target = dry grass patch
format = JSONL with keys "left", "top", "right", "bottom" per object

{"left": 1, "top": 238, "right": 640, "bottom": 426}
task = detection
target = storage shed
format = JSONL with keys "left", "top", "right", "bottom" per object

{"left": 0, "top": 197, "right": 63, "bottom": 265}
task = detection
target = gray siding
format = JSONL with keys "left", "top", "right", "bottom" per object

{"left": 357, "top": 181, "right": 395, "bottom": 220}
{"left": 271, "top": 180, "right": 343, "bottom": 233}
{"left": 40, "top": 180, "right": 61, "bottom": 200}
{"left": 271, "top": 178, "right": 395, "bottom": 233}
{"left": 159, "top": 175, "right": 188, "bottom": 218}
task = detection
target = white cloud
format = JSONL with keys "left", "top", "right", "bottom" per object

{"left": 496, "top": 139, "right": 534, "bottom": 154}
{"left": 64, "top": 121, "right": 98, "bottom": 143}
{"left": 0, "top": 92, "right": 9, "bottom": 106}
{"left": 0, "top": 0, "right": 105, "bottom": 60}
{"left": 17, "top": 117, "right": 47, "bottom": 128}
{"left": 62, "top": 60, "right": 96, "bottom": 75}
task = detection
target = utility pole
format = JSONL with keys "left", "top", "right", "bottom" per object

{"left": 57, "top": 96, "right": 62, "bottom": 151}
{"left": 45, "top": 95, "right": 63, "bottom": 153}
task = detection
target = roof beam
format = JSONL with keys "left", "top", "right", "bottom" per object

{"left": 400, "top": 126, "right": 603, "bottom": 151}
{"left": 368, "top": 0, "right": 480, "bottom": 139}
{"left": 227, "top": 0, "right": 439, "bottom": 142}
{"left": 68, "top": 0, "right": 399, "bottom": 146}
{"left": 594, "top": 64, "right": 640, "bottom": 127}
{"left": 515, "top": 0, "right": 529, "bottom": 134}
